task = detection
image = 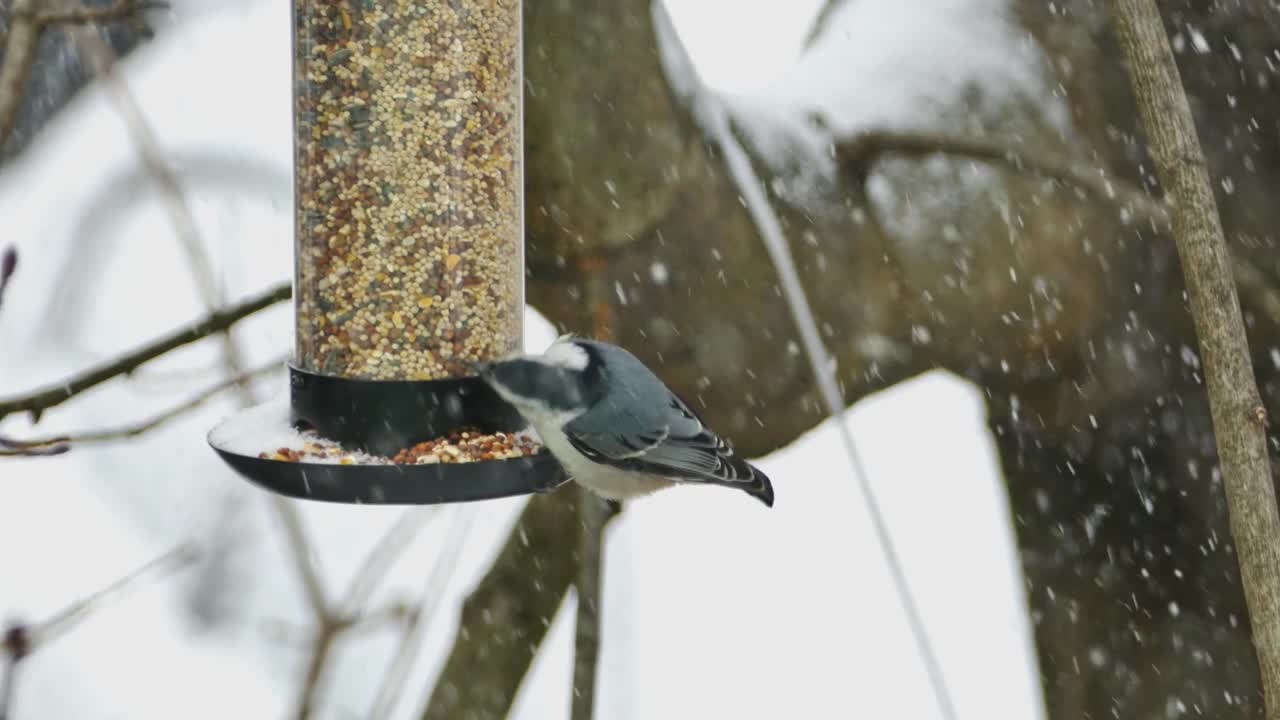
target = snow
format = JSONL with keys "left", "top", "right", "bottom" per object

{"left": 207, "top": 396, "right": 309, "bottom": 457}
{"left": 701, "top": 0, "right": 1072, "bottom": 216}
{"left": 0, "top": 1, "right": 1043, "bottom": 719}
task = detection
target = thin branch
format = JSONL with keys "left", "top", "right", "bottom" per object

{"left": 0, "top": 246, "right": 15, "bottom": 309}
{"left": 339, "top": 508, "right": 438, "bottom": 616}
{"left": 0, "top": 624, "right": 27, "bottom": 720}
{"left": 1232, "top": 253, "right": 1280, "bottom": 327}
{"left": 32, "top": 543, "right": 200, "bottom": 648}
{"left": 72, "top": 24, "right": 256, "bottom": 407}
{"left": 368, "top": 507, "right": 477, "bottom": 720}
{"left": 0, "top": 358, "right": 284, "bottom": 456}
{"left": 72, "top": 21, "right": 360, "bottom": 720}
{"left": 270, "top": 498, "right": 329, "bottom": 621}
{"left": 295, "top": 623, "right": 338, "bottom": 720}
{"left": 801, "top": 0, "right": 844, "bottom": 52}
{"left": 289, "top": 505, "right": 449, "bottom": 720}
{"left": 571, "top": 490, "right": 614, "bottom": 720}
{"left": 0, "top": 542, "right": 198, "bottom": 718}
{"left": 653, "top": 4, "right": 961, "bottom": 718}
{"left": 1109, "top": 0, "right": 1280, "bottom": 716}
{"left": 32, "top": 1, "right": 166, "bottom": 26}
{"left": 835, "top": 129, "right": 1170, "bottom": 230}
{"left": 0, "top": 281, "right": 290, "bottom": 424}
{"left": 0, "top": 437, "right": 68, "bottom": 458}
{"left": 833, "top": 129, "right": 1280, "bottom": 343}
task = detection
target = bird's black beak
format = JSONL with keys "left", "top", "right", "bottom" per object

{"left": 469, "top": 361, "right": 494, "bottom": 379}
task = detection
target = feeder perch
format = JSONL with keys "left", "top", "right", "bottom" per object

{"left": 209, "top": 0, "right": 566, "bottom": 504}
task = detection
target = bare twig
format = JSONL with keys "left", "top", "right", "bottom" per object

{"left": 295, "top": 622, "right": 338, "bottom": 720}
{"left": 0, "top": 437, "right": 67, "bottom": 458}
{"left": 274, "top": 495, "right": 336, "bottom": 720}
{"left": 0, "top": 624, "right": 28, "bottom": 720}
{"left": 801, "top": 0, "right": 844, "bottom": 52}
{"left": 367, "top": 507, "right": 476, "bottom": 720}
{"left": 280, "top": 505, "right": 448, "bottom": 720}
{"left": 654, "top": 3, "right": 961, "bottom": 717}
{"left": 835, "top": 129, "right": 1170, "bottom": 229}
{"left": 73, "top": 25, "right": 256, "bottom": 406}
{"left": 572, "top": 490, "right": 614, "bottom": 720}
{"left": 832, "top": 129, "right": 1280, "bottom": 343}
{"left": 0, "top": 0, "right": 162, "bottom": 145}
{"left": 31, "top": 0, "right": 165, "bottom": 26}
{"left": 32, "top": 543, "right": 200, "bottom": 647}
{"left": 0, "top": 281, "right": 290, "bottom": 424}
{"left": 0, "top": 246, "right": 16, "bottom": 309}
{"left": 0, "top": 357, "right": 284, "bottom": 456}
{"left": 339, "top": 508, "right": 438, "bottom": 616}
{"left": 0, "top": 543, "right": 198, "bottom": 717}
{"left": 271, "top": 498, "right": 329, "bottom": 621}
{"left": 1109, "top": 0, "right": 1280, "bottom": 715}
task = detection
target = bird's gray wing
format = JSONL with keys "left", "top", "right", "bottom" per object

{"left": 562, "top": 390, "right": 759, "bottom": 487}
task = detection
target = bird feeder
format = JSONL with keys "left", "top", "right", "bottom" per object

{"left": 209, "top": 0, "right": 565, "bottom": 503}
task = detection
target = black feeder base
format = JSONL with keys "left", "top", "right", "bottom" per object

{"left": 208, "top": 365, "right": 570, "bottom": 505}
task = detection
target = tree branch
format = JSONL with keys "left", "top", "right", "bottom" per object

{"left": 801, "top": 0, "right": 844, "bottom": 52}
{"left": 833, "top": 128, "right": 1280, "bottom": 347}
{"left": 0, "top": 247, "right": 15, "bottom": 310}
{"left": 0, "top": 543, "right": 197, "bottom": 720}
{"left": 73, "top": 21, "right": 258, "bottom": 407}
{"left": 1108, "top": 1, "right": 1280, "bottom": 717}
{"left": 571, "top": 490, "right": 616, "bottom": 720}
{"left": 31, "top": 1, "right": 166, "bottom": 26}
{"left": 0, "top": 357, "right": 284, "bottom": 456}
{"left": 835, "top": 128, "right": 1170, "bottom": 229}
{"left": 0, "top": 281, "right": 290, "bottom": 425}
{"left": 339, "top": 508, "right": 438, "bottom": 616}
{"left": 367, "top": 507, "right": 475, "bottom": 720}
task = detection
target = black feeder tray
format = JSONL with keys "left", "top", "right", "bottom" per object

{"left": 208, "top": 365, "right": 568, "bottom": 505}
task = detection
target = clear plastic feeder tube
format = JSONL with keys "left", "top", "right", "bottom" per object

{"left": 293, "top": 0, "right": 524, "bottom": 381}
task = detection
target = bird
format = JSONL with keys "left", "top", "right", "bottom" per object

{"left": 475, "top": 336, "right": 774, "bottom": 507}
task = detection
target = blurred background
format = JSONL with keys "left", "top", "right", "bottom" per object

{"left": 1, "top": 0, "right": 1277, "bottom": 718}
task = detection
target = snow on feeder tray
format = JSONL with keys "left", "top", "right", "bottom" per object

{"left": 208, "top": 0, "right": 566, "bottom": 504}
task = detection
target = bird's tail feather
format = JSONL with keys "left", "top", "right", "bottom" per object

{"left": 729, "top": 457, "right": 774, "bottom": 508}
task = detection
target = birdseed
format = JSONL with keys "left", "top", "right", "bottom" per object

{"left": 257, "top": 428, "right": 540, "bottom": 465}
{"left": 292, "top": 0, "right": 524, "bottom": 380}
{"left": 392, "top": 430, "right": 540, "bottom": 464}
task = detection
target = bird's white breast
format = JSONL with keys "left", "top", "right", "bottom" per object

{"left": 488, "top": 373, "right": 671, "bottom": 501}
{"left": 526, "top": 416, "right": 672, "bottom": 502}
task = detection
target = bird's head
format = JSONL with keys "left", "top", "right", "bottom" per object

{"left": 473, "top": 338, "right": 601, "bottom": 421}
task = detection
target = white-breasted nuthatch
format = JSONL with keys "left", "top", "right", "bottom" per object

{"left": 476, "top": 336, "right": 775, "bottom": 507}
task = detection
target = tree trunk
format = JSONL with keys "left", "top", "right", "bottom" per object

{"left": 1108, "top": 0, "right": 1280, "bottom": 713}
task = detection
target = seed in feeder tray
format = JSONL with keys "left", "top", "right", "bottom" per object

{"left": 256, "top": 428, "right": 541, "bottom": 465}
{"left": 391, "top": 430, "right": 541, "bottom": 465}
{"left": 293, "top": 0, "right": 524, "bottom": 382}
